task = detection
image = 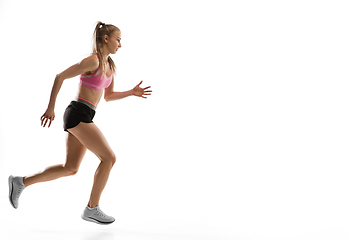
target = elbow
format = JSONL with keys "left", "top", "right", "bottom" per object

{"left": 55, "top": 73, "right": 65, "bottom": 82}
{"left": 104, "top": 95, "right": 111, "bottom": 102}
{"left": 104, "top": 91, "right": 114, "bottom": 102}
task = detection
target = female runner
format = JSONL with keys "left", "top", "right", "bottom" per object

{"left": 8, "top": 21, "right": 152, "bottom": 225}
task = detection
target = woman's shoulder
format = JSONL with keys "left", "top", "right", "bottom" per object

{"left": 80, "top": 54, "right": 100, "bottom": 74}
{"left": 84, "top": 54, "right": 99, "bottom": 67}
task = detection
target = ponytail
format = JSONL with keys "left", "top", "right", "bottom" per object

{"left": 92, "top": 21, "right": 120, "bottom": 75}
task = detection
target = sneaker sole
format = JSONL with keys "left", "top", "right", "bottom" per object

{"left": 8, "top": 176, "right": 16, "bottom": 209}
{"left": 81, "top": 215, "right": 115, "bottom": 225}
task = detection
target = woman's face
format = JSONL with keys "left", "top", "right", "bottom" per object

{"left": 105, "top": 30, "right": 121, "bottom": 54}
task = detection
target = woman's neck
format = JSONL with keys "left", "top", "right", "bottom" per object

{"left": 100, "top": 48, "right": 110, "bottom": 62}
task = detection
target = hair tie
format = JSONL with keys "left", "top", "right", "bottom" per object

{"left": 100, "top": 23, "right": 105, "bottom": 28}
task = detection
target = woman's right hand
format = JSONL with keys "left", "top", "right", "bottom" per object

{"left": 41, "top": 108, "right": 55, "bottom": 128}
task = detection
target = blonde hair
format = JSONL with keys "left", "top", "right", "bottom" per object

{"left": 92, "top": 21, "right": 120, "bottom": 75}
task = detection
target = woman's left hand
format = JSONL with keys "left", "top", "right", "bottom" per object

{"left": 132, "top": 81, "right": 152, "bottom": 98}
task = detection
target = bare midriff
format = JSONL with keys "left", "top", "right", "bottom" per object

{"left": 77, "top": 85, "right": 103, "bottom": 106}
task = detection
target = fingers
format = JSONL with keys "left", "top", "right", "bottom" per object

{"left": 40, "top": 115, "right": 54, "bottom": 128}
{"left": 136, "top": 81, "right": 143, "bottom": 87}
{"left": 41, "top": 115, "right": 46, "bottom": 127}
{"left": 42, "top": 118, "right": 48, "bottom": 127}
{"left": 135, "top": 81, "right": 152, "bottom": 99}
{"left": 44, "top": 118, "right": 49, "bottom": 127}
{"left": 48, "top": 118, "right": 53, "bottom": 128}
{"left": 44, "top": 118, "right": 53, "bottom": 128}
{"left": 143, "top": 86, "right": 152, "bottom": 95}
{"left": 142, "top": 90, "right": 152, "bottom": 98}
{"left": 141, "top": 93, "right": 151, "bottom": 99}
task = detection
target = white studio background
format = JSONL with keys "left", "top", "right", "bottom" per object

{"left": 0, "top": 0, "right": 359, "bottom": 240}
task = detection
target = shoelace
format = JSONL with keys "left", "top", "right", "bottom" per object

{"left": 16, "top": 184, "right": 24, "bottom": 198}
{"left": 95, "top": 208, "right": 110, "bottom": 219}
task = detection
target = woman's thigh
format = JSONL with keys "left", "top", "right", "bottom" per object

{"left": 64, "top": 132, "right": 87, "bottom": 172}
{"left": 67, "top": 122, "right": 115, "bottom": 163}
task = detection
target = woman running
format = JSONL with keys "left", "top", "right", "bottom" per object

{"left": 8, "top": 21, "right": 152, "bottom": 225}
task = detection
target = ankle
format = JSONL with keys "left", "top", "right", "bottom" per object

{"left": 22, "top": 176, "right": 25, "bottom": 184}
{"left": 87, "top": 204, "right": 98, "bottom": 209}
{"left": 21, "top": 177, "right": 28, "bottom": 187}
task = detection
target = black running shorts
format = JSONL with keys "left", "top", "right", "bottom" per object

{"left": 63, "top": 101, "right": 96, "bottom": 132}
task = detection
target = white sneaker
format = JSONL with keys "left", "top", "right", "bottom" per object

{"left": 81, "top": 206, "right": 115, "bottom": 225}
{"left": 8, "top": 176, "right": 26, "bottom": 209}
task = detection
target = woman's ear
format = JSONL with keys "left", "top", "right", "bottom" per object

{"left": 103, "top": 35, "right": 109, "bottom": 43}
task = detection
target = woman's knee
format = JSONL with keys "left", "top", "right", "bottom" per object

{"left": 109, "top": 153, "right": 116, "bottom": 166}
{"left": 101, "top": 153, "right": 116, "bottom": 166}
{"left": 63, "top": 164, "right": 79, "bottom": 176}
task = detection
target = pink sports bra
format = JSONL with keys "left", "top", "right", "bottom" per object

{"left": 79, "top": 54, "right": 113, "bottom": 91}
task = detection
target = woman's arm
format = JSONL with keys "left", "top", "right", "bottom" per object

{"left": 104, "top": 76, "right": 133, "bottom": 102}
{"left": 47, "top": 55, "right": 99, "bottom": 109}
{"left": 41, "top": 55, "right": 99, "bottom": 127}
{"left": 104, "top": 80, "right": 152, "bottom": 102}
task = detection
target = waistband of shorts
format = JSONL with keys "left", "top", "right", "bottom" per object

{"left": 74, "top": 97, "right": 97, "bottom": 111}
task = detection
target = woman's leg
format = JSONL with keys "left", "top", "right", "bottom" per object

{"left": 67, "top": 122, "right": 116, "bottom": 208}
{"left": 23, "top": 133, "right": 87, "bottom": 187}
